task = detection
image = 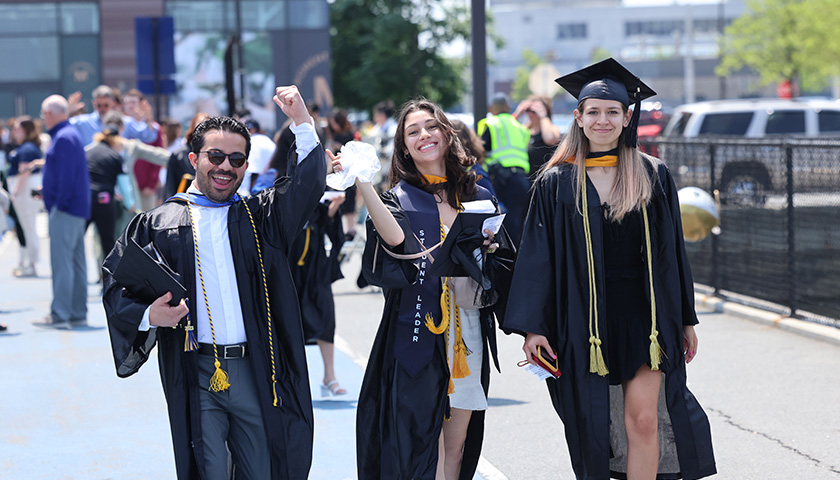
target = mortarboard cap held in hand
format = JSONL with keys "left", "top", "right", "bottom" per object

{"left": 111, "top": 239, "right": 187, "bottom": 307}
{"left": 555, "top": 57, "right": 656, "bottom": 148}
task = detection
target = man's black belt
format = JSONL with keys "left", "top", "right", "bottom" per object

{"left": 198, "top": 342, "right": 248, "bottom": 359}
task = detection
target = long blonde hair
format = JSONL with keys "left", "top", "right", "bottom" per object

{"left": 540, "top": 100, "right": 656, "bottom": 221}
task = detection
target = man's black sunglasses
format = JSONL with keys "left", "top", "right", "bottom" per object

{"left": 200, "top": 150, "right": 247, "bottom": 168}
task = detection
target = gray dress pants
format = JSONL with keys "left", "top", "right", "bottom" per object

{"left": 198, "top": 354, "right": 270, "bottom": 480}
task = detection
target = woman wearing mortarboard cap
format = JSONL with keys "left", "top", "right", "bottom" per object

{"left": 502, "top": 58, "right": 716, "bottom": 479}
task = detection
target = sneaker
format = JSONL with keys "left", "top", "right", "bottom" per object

{"left": 69, "top": 318, "right": 88, "bottom": 328}
{"left": 13, "top": 265, "right": 36, "bottom": 278}
{"left": 33, "top": 315, "right": 70, "bottom": 330}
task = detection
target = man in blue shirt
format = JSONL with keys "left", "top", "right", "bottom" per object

{"left": 70, "top": 85, "right": 159, "bottom": 146}
{"left": 34, "top": 95, "right": 91, "bottom": 330}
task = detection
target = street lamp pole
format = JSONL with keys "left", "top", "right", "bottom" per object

{"left": 471, "top": 0, "right": 487, "bottom": 127}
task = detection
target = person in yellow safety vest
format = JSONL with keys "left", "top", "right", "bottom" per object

{"left": 477, "top": 92, "right": 531, "bottom": 246}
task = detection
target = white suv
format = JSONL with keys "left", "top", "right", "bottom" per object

{"left": 660, "top": 98, "right": 840, "bottom": 205}
{"left": 663, "top": 98, "right": 840, "bottom": 138}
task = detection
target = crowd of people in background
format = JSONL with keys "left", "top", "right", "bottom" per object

{"left": 0, "top": 85, "right": 561, "bottom": 336}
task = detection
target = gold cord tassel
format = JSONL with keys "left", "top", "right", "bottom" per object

{"left": 452, "top": 341, "right": 470, "bottom": 379}
{"left": 187, "top": 201, "right": 232, "bottom": 389}
{"left": 425, "top": 311, "right": 447, "bottom": 334}
{"left": 296, "top": 227, "right": 311, "bottom": 266}
{"left": 450, "top": 289, "right": 470, "bottom": 379}
{"left": 642, "top": 205, "right": 662, "bottom": 370}
{"left": 209, "top": 359, "right": 231, "bottom": 392}
{"left": 243, "top": 200, "right": 283, "bottom": 407}
{"left": 581, "top": 170, "right": 609, "bottom": 376}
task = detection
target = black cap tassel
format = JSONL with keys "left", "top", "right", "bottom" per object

{"left": 625, "top": 84, "right": 642, "bottom": 148}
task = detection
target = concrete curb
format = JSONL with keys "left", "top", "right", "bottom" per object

{"left": 694, "top": 293, "right": 840, "bottom": 347}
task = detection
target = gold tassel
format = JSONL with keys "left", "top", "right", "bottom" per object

{"left": 296, "top": 227, "right": 311, "bottom": 266}
{"left": 448, "top": 377, "right": 455, "bottom": 394}
{"left": 452, "top": 341, "right": 471, "bottom": 379}
{"left": 425, "top": 311, "right": 447, "bottom": 334}
{"left": 272, "top": 376, "right": 282, "bottom": 407}
{"left": 209, "top": 360, "right": 231, "bottom": 392}
{"left": 649, "top": 332, "right": 662, "bottom": 371}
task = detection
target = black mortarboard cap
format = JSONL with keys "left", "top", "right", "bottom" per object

{"left": 428, "top": 212, "right": 495, "bottom": 289}
{"left": 111, "top": 239, "right": 187, "bottom": 307}
{"left": 555, "top": 57, "right": 656, "bottom": 148}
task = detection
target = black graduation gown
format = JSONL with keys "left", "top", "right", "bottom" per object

{"left": 503, "top": 159, "right": 716, "bottom": 480}
{"left": 356, "top": 182, "right": 504, "bottom": 480}
{"left": 288, "top": 199, "right": 344, "bottom": 343}
{"left": 101, "top": 145, "right": 326, "bottom": 480}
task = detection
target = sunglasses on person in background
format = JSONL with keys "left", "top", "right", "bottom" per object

{"left": 200, "top": 150, "right": 247, "bottom": 168}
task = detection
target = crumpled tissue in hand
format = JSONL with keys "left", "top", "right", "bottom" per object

{"left": 326, "top": 141, "right": 381, "bottom": 190}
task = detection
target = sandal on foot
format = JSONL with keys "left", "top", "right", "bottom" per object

{"left": 320, "top": 380, "right": 347, "bottom": 397}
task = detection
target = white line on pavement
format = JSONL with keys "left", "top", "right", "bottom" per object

{"left": 333, "top": 334, "right": 509, "bottom": 480}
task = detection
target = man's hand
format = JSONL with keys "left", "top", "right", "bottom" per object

{"left": 149, "top": 292, "right": 188, "bottom": 328}
{"left": 326, "top": 192, "right": 346, "bottom": 218}
{"left": 273, "top": 86, "right": 310, "bottom": 127}
{"left": 67, "top": 91, "right": 85, "bottom": 115}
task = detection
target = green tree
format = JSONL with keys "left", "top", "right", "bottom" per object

{"left": 717, "top": 0, "right": 840, "bottom": 93}
{"left": 511, "top": 48, "right": 542, "bottom": 102}
{"left": 330, "top": 0, "right": 474, "bottom": 112}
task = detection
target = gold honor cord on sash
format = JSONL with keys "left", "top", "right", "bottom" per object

{"left": 580, "top": 171, "right": 661, "bottom": 376}
{"left": 187, "top": 201, "right": 231, "bottom": 392}
{"left": 423, "top": 220, "right": 470, "bottom": 395}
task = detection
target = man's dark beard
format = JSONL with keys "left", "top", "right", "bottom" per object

{"left": 196, "top": 169, "right": 241, "bottom": 203}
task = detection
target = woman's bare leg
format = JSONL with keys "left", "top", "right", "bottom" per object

{"left": 436, "top": 408, "right": 472, "bottom": 480}
{"left": 623, "top": 365, "right": 661, "bottom": 480}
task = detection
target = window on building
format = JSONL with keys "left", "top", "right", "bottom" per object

{"left": 289, "top": 0, "right": 328, "bottom": 29}
{"left": 0, "top": 37, "right": 60, "bottom": 81}
{"left": 557, "top": 22, "right": 586, "bottom": 40}
{"left": 166, "top": 1, "right": 236, "bottom": 32}
{"left": 0, "top": 3, "right": 57, "bottom": 34}
{"left": 241, "top": 0, "right": 286, "bottom": 30}
{"left": 60, "top": 2, "right": 99, "bottom": 34}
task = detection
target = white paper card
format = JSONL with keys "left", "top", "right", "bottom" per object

{"left": 481, "top": 214, "right": 505, "bottom": 238}
{"left": 523, "top": 363, "right": 554, "bottom": 381}
{"left": 460, "top": 199, "right": 496, "bottom": 213}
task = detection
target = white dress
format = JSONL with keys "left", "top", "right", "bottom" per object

{"left": 446, "top": 290, "right": 488, "bottom": 411}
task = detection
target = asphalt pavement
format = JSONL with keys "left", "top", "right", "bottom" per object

{"left": 2, "top": 215, "right": 839, "bottom": 479}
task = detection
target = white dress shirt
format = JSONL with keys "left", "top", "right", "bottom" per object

{"left": 139, "top": 120, "right": 320, "bottom": 337}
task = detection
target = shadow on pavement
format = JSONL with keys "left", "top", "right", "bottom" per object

{"left": 487, "top": 397, "right": 528, "bottom": 407}
{"left": 313, "top": 399, "right": 358, "bottom": 410}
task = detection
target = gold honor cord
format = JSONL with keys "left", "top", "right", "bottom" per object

{"left": 580, "top": 169, "right": 661, "bottom": 376}
{"left": 580, "top": 172, "right": 609, "bottom": 376}
{"left": 242, "top": 200, "right": 282, "bottom": 407}
{"left": 186, "top": 201, "right": 231, "bottom": 392}
{"left": 642, "top": 205, "right": 663, "bottom": 370}
{"left": 296, "top": 227, "right": 311, "bottom": 266}
{"left": 424, "top": 220, "right": 470, "bottom": 395}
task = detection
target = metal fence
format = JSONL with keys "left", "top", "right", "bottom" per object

{"left": 640, "top": 137, "right": 840, "bottom": 326}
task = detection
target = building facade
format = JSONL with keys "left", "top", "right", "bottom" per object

{"left": 1, "top": 0, "right": 331, "bottom": 132}
{"left": 488, "top": 0, "right": 775, "bottom": 109}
